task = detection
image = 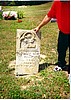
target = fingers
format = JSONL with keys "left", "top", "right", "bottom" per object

{"left": 34, "top": 28, "right": 37, "bottom": 33}
{"left": 33, "top": 27, "right": 39, "bottom": 33}
{"left": 33, "top": 28, "right": 36, "bottom": 31}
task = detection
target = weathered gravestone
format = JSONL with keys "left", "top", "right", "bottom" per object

{"left": 15, "top": 29, "right": 40, "bottom": 75}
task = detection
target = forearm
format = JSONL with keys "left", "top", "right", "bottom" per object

{"left": 37, "top": 15, "right": 51, "bottom": 29}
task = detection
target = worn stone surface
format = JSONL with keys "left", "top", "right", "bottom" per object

{"left": 15, "top": 29, "right": 41, "bottom": 75}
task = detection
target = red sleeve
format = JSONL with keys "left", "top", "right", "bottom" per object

{"left": 47, "top": 2, "right": 57, "bottom": 18}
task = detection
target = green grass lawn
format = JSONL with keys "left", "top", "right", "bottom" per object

{"left": 0, "top": 2, "right": 70, "bottom": 99}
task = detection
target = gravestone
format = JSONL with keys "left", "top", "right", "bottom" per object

{"left": 15, "top": 29, "right": 40, "bottom": 76}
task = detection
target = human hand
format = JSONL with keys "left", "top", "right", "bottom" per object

{"left": 33, "top": 27, "right": 40, "bottom": 33}
{"left": 32, "top": 27, "right": 41, "bottom": 39}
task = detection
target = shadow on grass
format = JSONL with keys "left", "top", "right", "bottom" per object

{"left": 39, "top": 62, "right": 55, "bottom": 72}
{"left": 39, "top": 62, "right": 69, "bottom": 73}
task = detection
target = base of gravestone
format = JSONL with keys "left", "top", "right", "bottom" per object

{"left": 8, "top": 54, "right": 47, "bottom": 77}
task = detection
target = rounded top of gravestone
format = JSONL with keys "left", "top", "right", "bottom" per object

{"left": 24, "top": 32, "right": 35, "bottom": 39}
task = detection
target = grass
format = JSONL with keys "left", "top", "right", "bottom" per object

{"left": 0, "top": 2, "right": 70, "bottom": 99}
